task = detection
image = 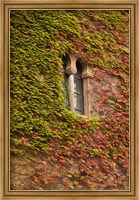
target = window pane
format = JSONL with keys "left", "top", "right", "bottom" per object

{"left": 74, "top": 62, "right": 84, "bottom": 114}
{"left": 74, "top": 94, "right": 82, "bottom": 111}
{"left": 74, "top": 78, "right": 82, "bottom": 94}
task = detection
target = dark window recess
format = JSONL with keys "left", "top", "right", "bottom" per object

{"left": 63, "top": 73, "right": 70, "bottom": 109}
{"left": 74, "top": 63, "right": 84, "bottom": 114}
{"left": 62, "top": 55, "right": 70, "bottom": 109}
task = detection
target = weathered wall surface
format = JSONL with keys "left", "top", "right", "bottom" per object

{"left": 89, "top": 69, "right": 123, "bottom": 117}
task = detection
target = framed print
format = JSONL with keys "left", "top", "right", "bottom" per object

{"left": 0, "top": 0, "right": 139, "bottom": 199}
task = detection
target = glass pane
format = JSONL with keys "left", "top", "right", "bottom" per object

{"left": 74, "top": 62, "right": 84, "bottom": 114}
{"left": 74, "top": 78, "right": 81, "bottom": 94}
{"left": 74, "top": 94, "right": 82, "bottom": 111}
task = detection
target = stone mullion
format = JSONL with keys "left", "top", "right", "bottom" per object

{"left": 65, "top": 53, "right": 77, "bottom": 112}
{"left": 82, "top": 77, "right": 90, "bottom": 116}
{"left": 68, "top": 75, "right": 75, "bottom": 112}
{"left": 82, "top": 66, "right": 93, "bottom": 116}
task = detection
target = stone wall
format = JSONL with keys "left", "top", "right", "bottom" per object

{"left": 89, "top": 69, "right": 122, "bottom": 117}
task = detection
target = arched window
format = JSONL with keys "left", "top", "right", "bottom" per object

{"left": 74, "top": 62, "right": 84, "bottom": 114}
{"left": 63, "top": 53, "right": 92, "bottom": 116}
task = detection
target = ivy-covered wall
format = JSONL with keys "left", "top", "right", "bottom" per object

{"left": 10, "top": 10, "right": 129, "bottom": 190}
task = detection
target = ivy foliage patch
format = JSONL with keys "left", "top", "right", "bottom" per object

{"left": 10, "top": 10, "right": 129, "bottom": 190}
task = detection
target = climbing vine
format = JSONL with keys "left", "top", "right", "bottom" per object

{"left": 10, "top": 10, "right": 129, "bottom": 190}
